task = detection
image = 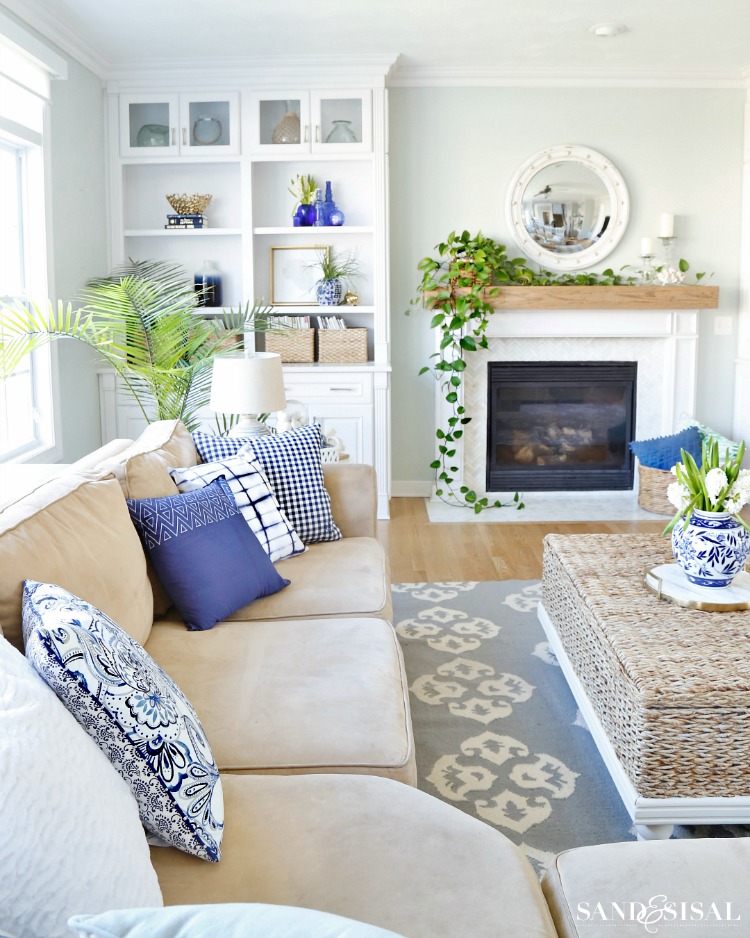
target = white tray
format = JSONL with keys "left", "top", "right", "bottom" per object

{"left": 644, "top": 563, "right": 750, "bottom": 611}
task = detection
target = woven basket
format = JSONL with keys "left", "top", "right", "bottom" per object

{"left": 265, "top": 329, "right": 315, "bottom": 363}
{"left": 317, "top": 328, "right": 368, "bottom": 364}
{"left": 637, "top": 463, "right": 674, "bottom": 516}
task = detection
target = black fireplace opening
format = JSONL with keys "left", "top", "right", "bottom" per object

{"left": 486, "top": 361, "right": 637, "bottom": 492}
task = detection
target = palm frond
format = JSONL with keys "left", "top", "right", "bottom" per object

{"left": 1, "top": 259, "right": 277, "bottom": 431}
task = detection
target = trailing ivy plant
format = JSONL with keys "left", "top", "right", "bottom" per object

{"left": 410, "top": 229, "right": 707, "bottom": 513}
{"left": 410, "top": 230, "right": 528, "bottom": 512}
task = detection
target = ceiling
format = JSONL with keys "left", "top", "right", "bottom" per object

{"left": 4, "top": 0, "right": 750, "bottom": 84}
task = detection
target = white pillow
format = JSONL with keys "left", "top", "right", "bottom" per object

{"left": 170, "top": 453, "right": 305, "bottom": 563}
{"left": 68, "top": 903, "right": 407, "bottom": 937}
{"left": 0, "top": 636, "right": 162, "bottom": 938}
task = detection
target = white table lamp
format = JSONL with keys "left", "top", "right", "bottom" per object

{"left": 210, "top": 352, "right": 287, "bottom": 436}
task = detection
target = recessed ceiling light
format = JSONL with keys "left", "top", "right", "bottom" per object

{"left": 590, "top": 23, "right": 627, "bottom": 38}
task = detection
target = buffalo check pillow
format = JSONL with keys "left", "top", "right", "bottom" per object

{"left": 169, "top": 453, "right": 305, "bottom": 563}
{"left": 192, "top": 425, "right": 341, "bottom": 544}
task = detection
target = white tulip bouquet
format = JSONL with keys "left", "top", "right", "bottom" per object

{"left": 664, "top": 438, "right": 750, "bottom": 534}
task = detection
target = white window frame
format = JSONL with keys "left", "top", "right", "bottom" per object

{"left": 0, "top": 15, "right": 66, "bottom": 464}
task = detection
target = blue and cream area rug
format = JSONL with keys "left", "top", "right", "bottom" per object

{"left": 392, "top": 580, "right": 749, "bottom": 877}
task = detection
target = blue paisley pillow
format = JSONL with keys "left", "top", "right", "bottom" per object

{"left": 22, "top": 580, "right": 224, "bottom": 862}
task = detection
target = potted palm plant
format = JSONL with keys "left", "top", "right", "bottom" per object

{"left": 0, "top": 259, "right": 274, "bottom": 431}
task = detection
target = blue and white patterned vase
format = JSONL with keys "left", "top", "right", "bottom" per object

{"left": 671, "top": 509, "right": 750, "bottom": 588}
{"left": 316, "top": 277, "right": 343, "bottom": 306}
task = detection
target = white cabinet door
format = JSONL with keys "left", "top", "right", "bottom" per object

{"left": 178, "top": 93, "right": 240, "bottom": 156}
{"left": 310, "top": 91, "right": 372, "bottom": 154}
{"left": 120, "top": 94, "right": 179, "bottom": 157}
{"left": 311, "top": 408, "right": 372, "bottom": 464}
{"left": 120, "top": 93, "right": 240, "bottom": 158}
{"left": 245, "top": 90, "right": 371, "bottom": 155}
{"left": 245, "top": 91, "right": 312, "bottom": 155}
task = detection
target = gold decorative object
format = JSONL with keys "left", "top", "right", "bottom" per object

{"left": 344, "top": 291, "right": 359, "bottom": 306}
{"left": 166, "top": 193, "right": 212, "bottom": 215}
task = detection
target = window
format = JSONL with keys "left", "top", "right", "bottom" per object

{"left": 0, "top": 16, "right": 66, "bottom": 462}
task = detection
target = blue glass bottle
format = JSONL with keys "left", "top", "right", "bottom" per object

{"left": 313, "top": 188, "right": 325, "bottom": 226}
{"left": 194, "top": 260, "right": 222, "bottom": 307}
{"left": 322, "top": 181, "right": 334, "bottom": 225}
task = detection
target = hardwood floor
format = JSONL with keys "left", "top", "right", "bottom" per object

{"left": 377, "top": 497, "right": 665, "bottom": 582}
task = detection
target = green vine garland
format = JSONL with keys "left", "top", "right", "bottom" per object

{"left": 410, "top": 229, "right": 703, "bottom": 512}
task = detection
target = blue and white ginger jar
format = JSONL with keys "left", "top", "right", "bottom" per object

{"left": 671, "top": 509, "right": 750, "bottom": 588}
{"left": 316, "top": 277, "right": 343, "bottom": 306}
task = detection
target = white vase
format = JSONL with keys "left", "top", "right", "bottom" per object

{"left": 671, "top": 509, "right": 750, "bottom": 588}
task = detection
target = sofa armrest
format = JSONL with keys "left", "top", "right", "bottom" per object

{"left": 323, "top": 462, "right": 377, "bottom": 538}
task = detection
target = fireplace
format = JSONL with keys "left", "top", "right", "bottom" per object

{"left": 486, "top": 361, "right": 637, "bottom": 492}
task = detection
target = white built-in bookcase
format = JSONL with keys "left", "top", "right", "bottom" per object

{"left": 102, "top": 61, "right": 395, "bottom": 517}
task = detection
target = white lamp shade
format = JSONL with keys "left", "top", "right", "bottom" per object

{"left": 210, "top": 352, "right": 287, "bottom": 415}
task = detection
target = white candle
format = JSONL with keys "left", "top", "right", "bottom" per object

{"left": 659, "top": 213, "right": 674, "bottom": 238}
{"left": 641, "top": 237, "right": 655, "bottom": 257}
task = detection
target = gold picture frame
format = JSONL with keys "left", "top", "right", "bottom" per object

{"left": 270, "top": 245, "right": 329, "bottom": 306}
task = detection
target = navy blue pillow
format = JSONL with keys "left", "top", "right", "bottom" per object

{"left": 629, "top": 426, "right": 702, "bottom": 470}
{"left": 127, "top": 478, "right": 289, "bottom": 631}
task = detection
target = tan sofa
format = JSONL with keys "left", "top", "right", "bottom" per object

{"left": 2, "top": 420, "right": 749, "bottom": 938}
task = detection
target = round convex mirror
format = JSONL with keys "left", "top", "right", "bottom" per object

{"left": 505, "top": 144, "right": 629, "bottom": 270}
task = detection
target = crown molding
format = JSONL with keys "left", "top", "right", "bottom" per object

{"left": 105, "top": 54, "right": 400, "bottom": 89}
{"left": 0, "top": 0, "right": 107, "bottom": 77}
{"left": 388, "top": 64, "right": 747, "bottom": 89}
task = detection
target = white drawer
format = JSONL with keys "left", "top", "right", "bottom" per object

{"left": 283, "top": 373, "right": 373, "bottom": 405}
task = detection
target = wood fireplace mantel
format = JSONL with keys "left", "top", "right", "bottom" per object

{"left": 436, "top": 285, "right": 719, "bottom": 310}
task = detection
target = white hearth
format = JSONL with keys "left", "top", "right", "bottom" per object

{"left": 429, "top": 305, "right": 700, "bottom": 521}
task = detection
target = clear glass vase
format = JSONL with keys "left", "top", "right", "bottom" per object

{"left": 326, "top": 120, "right": 357, "bottom": 144}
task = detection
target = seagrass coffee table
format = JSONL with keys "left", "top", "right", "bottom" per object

{"left": 539, "top": 533, "right": 750, "bottom": 840}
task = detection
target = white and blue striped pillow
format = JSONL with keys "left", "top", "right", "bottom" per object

{"left": 170, "top": 453, "right": 305, "bottom": 562}
{"left": 193, "top": 425, "right": 341, "bottom": 544}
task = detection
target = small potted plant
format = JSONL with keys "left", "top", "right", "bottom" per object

{"left": 664, "top": 439, "right": 750, "bottom": 588}
{"left": 312, "top": 248, "right": 360, "bottom": 306}
{"left": 288, "top": 174, "right": 317, "bottom": 226}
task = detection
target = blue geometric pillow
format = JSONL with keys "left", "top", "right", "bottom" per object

{"left": 629, "top": 426, "right": 702, "bottom": 471}
{"left": 192, "top": 425, "right": 341, "bottom": 544}
{"left": 22, "top": 580, "right": 224, "bottom": 862}
{"left": 127, "top": 478, "right": 289, "bottom": 631}
{"left": 169, "top": 453, "right": 305, "bottom": 563}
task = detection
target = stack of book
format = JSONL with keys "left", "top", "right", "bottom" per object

{"left": 317, "top": 316, "right": 347, "bottom": 330}
{"left": 165, "top": 214, "right": 206, "bottom": 229}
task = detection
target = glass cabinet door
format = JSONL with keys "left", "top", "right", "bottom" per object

{"left": 247, "top": 92, "right": 311, "bottom": 154}
{"left": 120, "top": 94, "right": 179, "bottom": 157}
{"left": 311, "top": 91, "right": 372, "bottom": 153}
{"left": 179, "top": 93, "right": 240, "bottom": 156}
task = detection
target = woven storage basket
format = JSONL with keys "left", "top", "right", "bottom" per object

{"left": 265, "top": 328, "right": 315, "bottom": 363}
{"left": 637, "top": 463, "right": 674, "bottom": 516}
{"left": 317, "top": 328, "right": 368, "bottom": 364}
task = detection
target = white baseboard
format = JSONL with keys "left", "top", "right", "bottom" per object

{"left": 391, "top": 481, "right": 433, "bottom": 497}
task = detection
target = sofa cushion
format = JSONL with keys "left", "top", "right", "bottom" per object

{"left": 0, "top": 472, "right": 153, "bottom": 650}
{"left": 223, "top": 538, "right": 392, "bottom": 624}
{"left": 542, "top": 838, "right": 750, "bottom": 938}
{"left": 170, "top": 453, "right": 305, "bottom": 562}
{"left": 23, "top": 580, "right": 225, "bottom": 863}
{"left": 150, "top": 774, "right": 557, "bottom": 938}
{"left": 127, "top": 419, "right": 198, "bottom": 468}
{"left": 193, "top": 425, "right": 341, "bottom": 544}
{"left": 145, "top": 617, "right": 414, "bottom": 784}
{"left": 69, "top": 903, "right": 407, "bottom": 938}
{"left": 127, "top": 479, "right": 289, "bottom": 632}
{"left": 0, "top": 635, "right": 162, "bottom": 938}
